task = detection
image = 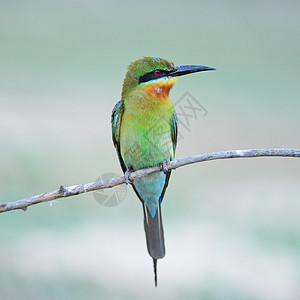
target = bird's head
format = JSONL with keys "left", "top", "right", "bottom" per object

{"left": 121, "top": 57, "right": 215, "bottom": 100}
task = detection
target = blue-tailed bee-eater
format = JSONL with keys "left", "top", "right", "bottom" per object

{"left": 112, "top": 57, "right": 214, "bottom": 285}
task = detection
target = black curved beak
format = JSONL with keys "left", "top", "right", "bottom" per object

{"left": 168, "top": 65, "right": 215, "bottom": 77}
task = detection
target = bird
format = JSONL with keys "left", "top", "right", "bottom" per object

{"left": 111, "top": 57, "right": 214, "bottom": 286}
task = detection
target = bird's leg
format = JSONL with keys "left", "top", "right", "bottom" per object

{"left": 124, "top": 168, "right": 133, "bottom": 185}
{"left": 160, "top": 161, "right": 170, "bottom": 174}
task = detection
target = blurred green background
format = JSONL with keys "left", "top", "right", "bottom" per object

{"left": 1, "top": 0, "right": 300, "bottom": 299}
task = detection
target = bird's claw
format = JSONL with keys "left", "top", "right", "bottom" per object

{"left": 160, "top": 161, "right": 170, "bottom": 174}
{"left": 125, "top": 169, "right": 133, "bottom": 185}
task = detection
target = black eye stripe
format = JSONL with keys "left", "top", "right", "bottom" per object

{"left": 139, "top": 69, "right": 170, "bottom": 84}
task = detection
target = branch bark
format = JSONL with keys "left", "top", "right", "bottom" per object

{"left": 1, "top": 148, "right": 299, "bottom": 214}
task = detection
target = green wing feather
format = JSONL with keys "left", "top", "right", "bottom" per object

{"left": 158, "top": 111, "right": 177, "bottom": 202}
{"left": 171, "top": 112, "right": 178, "bottom": 158}
{"left": 111, "top": 100, "right": 127, "bottom": 173}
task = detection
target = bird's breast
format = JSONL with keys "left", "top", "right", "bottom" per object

{"left": 120, "top": 102, "right": 174, "bottom": 170}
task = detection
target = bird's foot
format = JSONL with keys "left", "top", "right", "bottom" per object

{"left": 160, "top": 161, "right": 170, "bottom": 174}
{"left": 124, "top": 168, "right": 133, "bottom": 185}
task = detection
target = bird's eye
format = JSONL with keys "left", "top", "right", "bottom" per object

{"left": 154, "top": 69, "right": 161, "bottom": 76}
{"left": 139, "top": 69, "right": 167, "bottom": 84}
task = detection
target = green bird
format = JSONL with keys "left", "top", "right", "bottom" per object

{"left": 111, "top": 57, "right": 214, "bottom": 286}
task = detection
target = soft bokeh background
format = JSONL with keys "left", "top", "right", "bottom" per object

{"left": 1, "top": 0, "right": 300, "bottom": 299}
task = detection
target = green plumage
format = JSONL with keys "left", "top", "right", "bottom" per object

{"left": 112, "top": 57, "right": 178, "bottom": 218}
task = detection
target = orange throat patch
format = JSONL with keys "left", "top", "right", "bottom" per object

{"left": 143, "top": 77, "right": 178, "bottom": 100}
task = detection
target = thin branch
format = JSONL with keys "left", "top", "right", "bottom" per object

{"left": 1, "top": 148, "right": 299, "bottom": 214}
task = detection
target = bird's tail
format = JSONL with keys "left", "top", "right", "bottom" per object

{"left": 143, "top": 202, "right": 165, "bottom": 286}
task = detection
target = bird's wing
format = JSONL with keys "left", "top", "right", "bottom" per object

{"left": 170, "top": 112, "right": 178, "bottom": 158}
{"left": 111, "top": 100, "right": 127, "bottom": 173}
{"left": 158, "top": 111, "right": 178, "bottom": 203}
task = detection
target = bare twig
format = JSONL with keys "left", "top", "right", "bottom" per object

{"left": 1, "top": 148, "right": 299, "bottom": 214}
